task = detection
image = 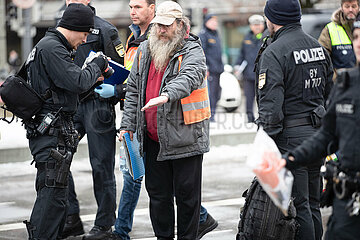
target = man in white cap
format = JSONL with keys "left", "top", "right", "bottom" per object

{"left": 119, "top": 1, "right": 210, "bottom": 239}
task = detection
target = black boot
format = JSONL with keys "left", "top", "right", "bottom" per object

{"left": 197, "top": 213, "right": 218, "bottom": 239}
{"left": 82, "top": 225, "right": 112, "bottom": 240}
{"left": 59, "top": 213, "right": 84, "bottom": 239}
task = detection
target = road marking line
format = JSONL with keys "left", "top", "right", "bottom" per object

{"left": 131, "top": 230, "right": 234, "bottom": 240}
{"left": 0, "top": 197, "right": 245, "bottom": 232}
{"left": 0, "top": 202, "right": 15, "bottom": 207}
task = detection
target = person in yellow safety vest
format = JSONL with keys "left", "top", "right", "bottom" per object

{"left": 318, "top": 0, "right": 359, "bottom": 71}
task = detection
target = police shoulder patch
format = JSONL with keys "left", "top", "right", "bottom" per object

{"left": 244, "top": 40, "right": 252, "bottom": 45}
{"left": 208, "top": 38, "right": 216, "bottom": 44}
{"left": 115, "top": 43, "right": 125, "bottom": 57}
{"left": 91, "top": 28, "right": 100, "bottom": 35}
{"left": 258, "top": 72, "right": 266, "bottom": 89}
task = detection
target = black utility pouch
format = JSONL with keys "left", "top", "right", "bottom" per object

{"left": 310, "top": 105, "right": 326, "bottom": 128}
{"left": 0, "top": 63, "right": 45, "bottom": 121}
{"left": 0, "top": 74, "right": 43, "bottom": 120}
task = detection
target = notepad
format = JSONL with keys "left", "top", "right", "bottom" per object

{"left": 122, "top": 132, "right": 145, "bottom": 180}
{"left": 104, "top": 59, "right": 130, "bottom": 85}
{"left": 86, "top": 51, "right": 130, "bottom": 85}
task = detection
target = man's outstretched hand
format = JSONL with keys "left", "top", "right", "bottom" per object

{"left": 141, "top": 96, "right": 169, "bottom": 111}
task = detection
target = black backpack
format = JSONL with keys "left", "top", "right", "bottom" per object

{"left": 0, "top": 64, "right": 50, "bottom": 122}
{"left": 236, "top": 177, "right": 299, "bottom": 240}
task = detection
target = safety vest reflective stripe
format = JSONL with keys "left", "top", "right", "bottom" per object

{"left": 178, "top": 55, "right": 211, "bottom": 125}
{"left": 124, "top": 33, "right": 137, "bottom": 71}
{"left": 327, "top": 22, "right": 352, "bottom": 45}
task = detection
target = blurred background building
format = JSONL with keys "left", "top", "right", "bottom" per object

{"left": 0, "top": 0, "right": 339, "bottom": 79}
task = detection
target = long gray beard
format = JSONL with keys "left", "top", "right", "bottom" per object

{"left": 148, "top": 26, "right": 184, "bottom": 71}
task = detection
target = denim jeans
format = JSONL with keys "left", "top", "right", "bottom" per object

{"left": 114, "top": 170, "right": 142, "bottom": 240}
{"left": 200, "top": 205, "right": 208, "bottom": 224}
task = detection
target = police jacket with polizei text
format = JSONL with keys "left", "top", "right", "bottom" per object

{"left": 120, "top": 33, "right": 210, "bottom": 161}
{"left": 289, "top": 67, "right": 360, "bottom": 172}
{"left": 255, "top": 23, "right": 334, "bottom": 138}
{"left": 27, "top": 28, "right": 101, "bottom": 114}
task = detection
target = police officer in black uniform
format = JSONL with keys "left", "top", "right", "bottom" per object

{"left": 255, "top": 0, "right": 333, "bottom": 239}
{"left": 23, "top": 4, "right": 110, "bottom": 239}
{"left": 58, "top": 0, "right": 126, "bottom": 239}
{"left": 285, "top": 16, "right": 360, "bottom": 240}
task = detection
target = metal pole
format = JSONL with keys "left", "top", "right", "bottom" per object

{"left": 21, "top": 7, "right": 32, "bottom": 63}
{"left": 0, "top": 0, "right": 7, "bottom": 69}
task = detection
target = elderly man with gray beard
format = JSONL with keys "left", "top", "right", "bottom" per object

{"left": 119, "top": 1, "right": 210, "bottom": 239}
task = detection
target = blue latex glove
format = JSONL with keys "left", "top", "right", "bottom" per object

{"left": 94, "top": 83, "right": 115, "bottom": 98}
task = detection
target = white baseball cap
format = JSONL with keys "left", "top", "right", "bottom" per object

{"left": 248, "top": 14, "right": 265, "bottom": 25}
{"left": 151, "top": 1, "right": 183, "bottom": 26}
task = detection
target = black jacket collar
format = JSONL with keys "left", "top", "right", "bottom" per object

{"left": 47, "top": 27, "right": 73, "bottom": 51}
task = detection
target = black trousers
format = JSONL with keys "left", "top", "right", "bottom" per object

{"left": 144, "top": 136, "right": 203, "bottom": 240}
{"left": 243, "top": 79, "right": 255, "bottom": 122}
{"left": 276, "top": 125, "right": 323, "bottom": 240}
{"left": 208, "top": 73, "right": 221, "bottom": 120}
{"left": 325, "top": 197, "right": 360, "bottom": 240}
{"left": 28, "top": 135, "right": 68, "bottom": 240}
{"left": 68, "top": 98, "right": 117, "bottom": 228}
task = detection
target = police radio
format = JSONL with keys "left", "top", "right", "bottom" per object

{"left": 37, "top": 107, "right": 62, "bottom": 135}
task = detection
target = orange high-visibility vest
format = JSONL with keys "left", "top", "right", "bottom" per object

{"left": 137, "top": 52, "right": 210, "bottom": 125}
{"left": 177, "top": 55, "right": 211, "bottom": 125}
{"left": 124, "top": 33, "right": 138, "bottom": 71}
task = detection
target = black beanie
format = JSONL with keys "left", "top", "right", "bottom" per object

{"left": 264, "top": 0, "right": 302, "bottom": 26}
{"left": 58, "top": 3, "right": 94, "bottom": 32}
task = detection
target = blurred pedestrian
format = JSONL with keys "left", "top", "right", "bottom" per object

{"left": 119, "top": 1, "right": 210, "bottom": 239}
{"left": 318, "top": 0, "right": 359, "bottom": 72}
{"left": 22, "top": 4, "right": 109, "bottom": 239}
{"left": 57, "top": 0, "right": 125, "bottom": 239}
{"left": 199, "top": 14, "right": 224, "bottom": 122}
{"left": 254, "top": 0, "right": 333, "bottom": 239}
{"left": 235, "top": 14, "right": 265, "bottom": 123}
{"left": 8, "top": 50, "right": 21, "bottom": 74}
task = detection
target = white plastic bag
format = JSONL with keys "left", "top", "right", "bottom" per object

{"left": 247, "top": 127, "right": 294, "bottom": 216}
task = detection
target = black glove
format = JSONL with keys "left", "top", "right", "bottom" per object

{"left": 282, "top": 152, "right": 298, "bottom": 170}
{"left": 92, "top": 56, "right": 114, "bottom": 78}
{"left": 91, "top": 56, "right": 107, "bottom": 72}
{"left": 115, "top": 83, "right": 127, "bottom": 100}
{"left": 115, "top": 83, "right": 127, "bottom": 110}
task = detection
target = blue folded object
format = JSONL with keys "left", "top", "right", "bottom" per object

{"left": 104, "top": 59, "right": 130, "bottom": 86}
{"left": 122, "top": 132, "right": 145, "bottom": 180}
{"left": 87, "top": 50, "right": 130, "bottom": 86}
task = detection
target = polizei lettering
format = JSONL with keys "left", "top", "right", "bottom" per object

{"left": 293, "top": 47, "right": 325, "bottom": 65}
{"left": 336, "top": 104, "right": 354, "bottom": 114}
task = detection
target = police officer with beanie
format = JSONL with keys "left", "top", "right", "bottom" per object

{"left": 284, "top": 15, "right": 360, "bottom": 240}
{"left": 57, "top": 1, "right": 125, "bottom": 239}
{"left": 23, "top": 3, "right": 110, "bottom": 239}
{"left": 255, "top": 0, "right": 333, "bottom": 239}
